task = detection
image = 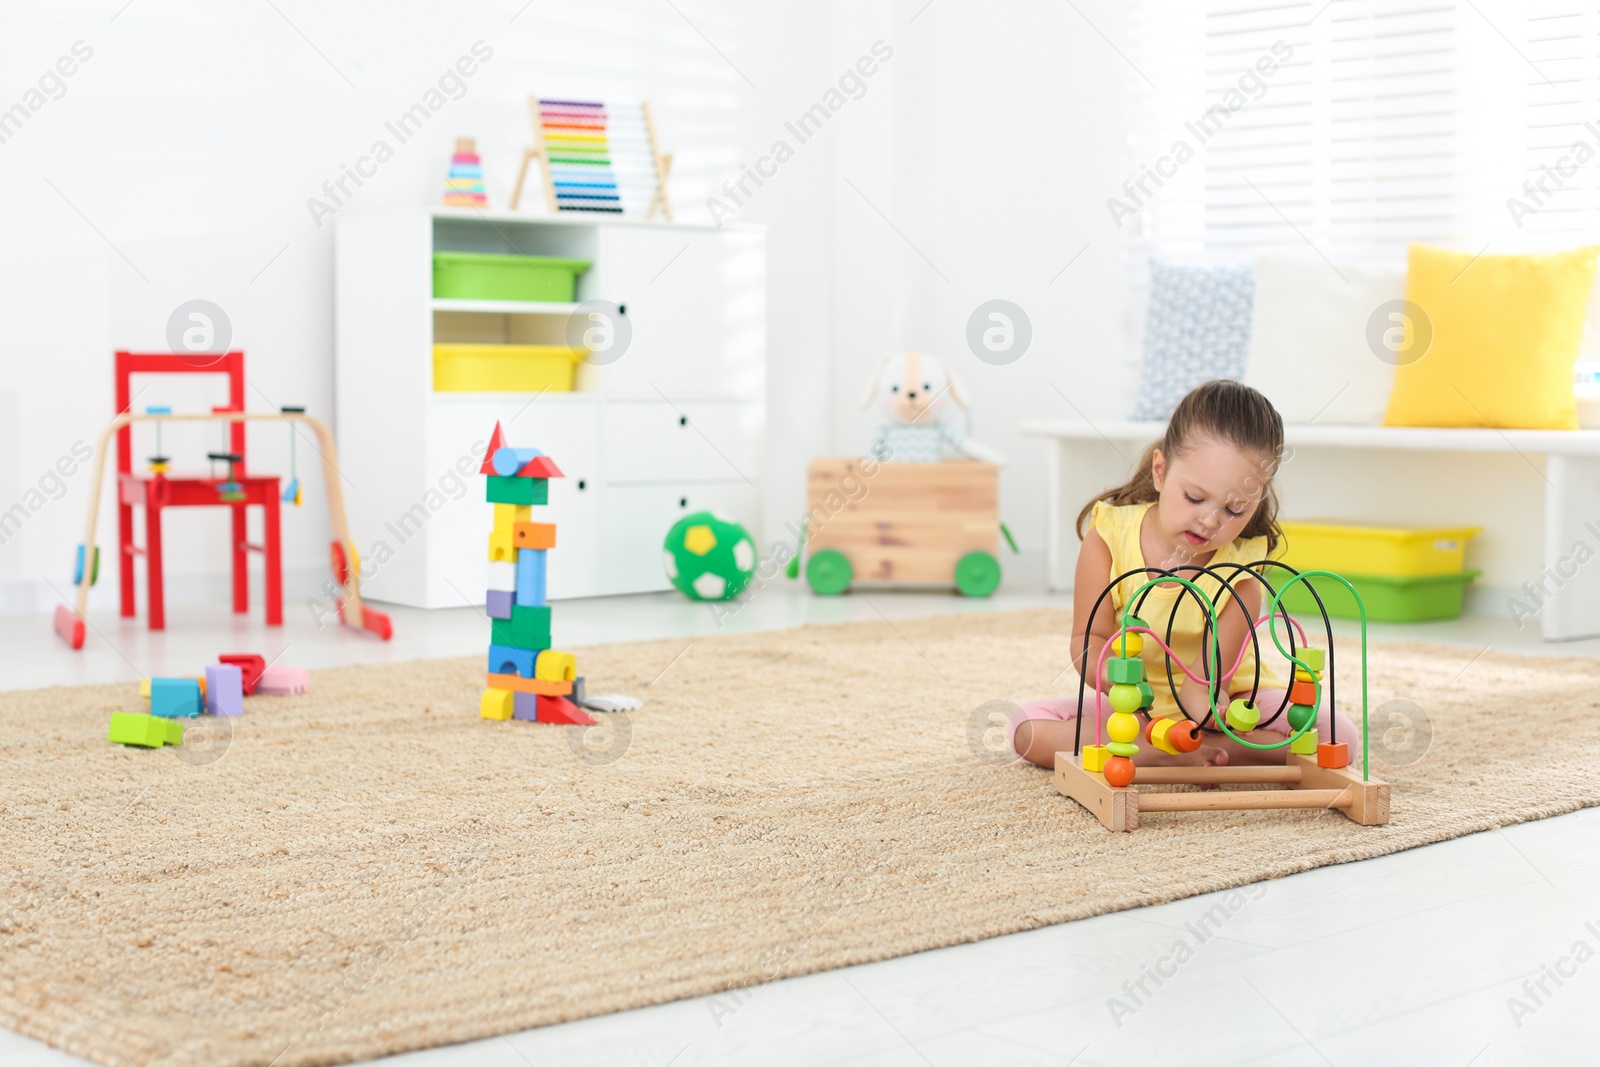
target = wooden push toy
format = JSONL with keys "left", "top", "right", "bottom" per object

{"left": 510, "top": 96, "right": 673, "bottom": 219}
{"left": 54, "top": 350, "right": 392, "bottom": 649}
{"left": 798, "top": 458, "right": 1012, "bottom": 597}
{"left": 477, "top": 422, "right": 597, "bottom": 726}
{"left": 1054, "top": 563, "right": 1391, "bottom": 831}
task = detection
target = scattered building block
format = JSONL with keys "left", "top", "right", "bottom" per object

{"left": 219, "top": 653, "right": 267, "bottom": 694}
{"left": 486, "top": 590, "right": 514, "bottom": 619}
{"left": 108, "top": 711, "right": 184, "bottom": 748}
{"left": 515, "top": 548, "right": 547, "bottom": 607}
{"left": 487, "top": 644, "right": 536, "bottom": 678}
{"left": 53, "top": 604, "right": 85, "bottom": 649}
{"left": 150, "top": 677, "right": 202, "bottom": 718}
{"left": 480, "top": 688, "right": 514, "bottom": 720}
{"left": 204, "top": 665, "right": 244, "bottom": 716}
{"left": 513, "top": 521, "right": 556, "bottom": 549}
{"left": 257, "top": 666, "right": 310, "bottom": 695}
{"left": 535, "top": 649, "right": 576, "bottom": 682}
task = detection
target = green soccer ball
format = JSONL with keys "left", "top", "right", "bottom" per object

{"left": 662, "top": 511, "right": 756, "bottom": 601}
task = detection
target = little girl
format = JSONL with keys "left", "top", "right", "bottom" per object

{"left": 1011, "top": 380, "right": 1356, "bottom": 769}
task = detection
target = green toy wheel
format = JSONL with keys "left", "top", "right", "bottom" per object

{"left": 954, "top": 550, "right": 1002, "bottom": 597}
{"left": 806, "top": 549, "right": 853, "bottom": 595}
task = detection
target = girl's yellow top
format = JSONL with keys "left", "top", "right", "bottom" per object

{"left": 1091, "top": 500, "right": 1286, "bottom": 720}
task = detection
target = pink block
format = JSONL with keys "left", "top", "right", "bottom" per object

{"left": 257, "top": 666, "right": 310, "bottom": 695}
{"left": 204, "top": 664, "right": 244, "bottom": 716}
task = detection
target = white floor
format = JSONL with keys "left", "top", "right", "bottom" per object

{"left": 3, "top": 581, "right": 1599, "bottom": 1066}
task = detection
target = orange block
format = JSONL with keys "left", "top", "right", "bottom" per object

{"left": 1317, "top": 742, "right": 1349, "bottom": 769}
{"left": 1289, "top": 678, "right": 1318, "bottom": 706}
{"left": 485, "top": 672, "right": 572, "bottom": 696}
{"left": 514, "top": 521, "right": 557, "bottom": 550}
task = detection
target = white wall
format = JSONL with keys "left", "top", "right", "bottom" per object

{"left": 0, "top": 0, "right": 818, "bottom": 614}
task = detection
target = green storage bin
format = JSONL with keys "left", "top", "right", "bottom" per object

{"left": 432, "top": 251, "right": 592, "bottom": 302}
{"left": 1275, "top": 569, "right": 1482, "bottom": 623}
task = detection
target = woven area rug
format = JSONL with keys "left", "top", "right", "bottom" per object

{"left": 4, "top": 608, "right": 1599, "bottom": 1067}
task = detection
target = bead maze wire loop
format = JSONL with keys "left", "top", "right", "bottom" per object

{"left": 1069, "top": 560, "right": 1371, "bottom": 779}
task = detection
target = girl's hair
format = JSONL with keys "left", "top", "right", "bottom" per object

{"left": 1076, "top": 379, "right": 1285, "bottom": 552}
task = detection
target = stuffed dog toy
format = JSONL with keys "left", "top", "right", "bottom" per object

{"left": 862, "top": 352, "right": 1005, "bottom": 464}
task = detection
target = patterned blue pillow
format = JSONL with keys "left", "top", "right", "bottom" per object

{"left": 1130, "top": 258, "right": 1255, "bottom": 421}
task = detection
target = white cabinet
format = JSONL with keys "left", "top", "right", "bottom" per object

{"left": 335, "top": 208, "right": 765, "bottom": 607}
{"left": 604, "top": 482, "right": 762, "bottom": 595}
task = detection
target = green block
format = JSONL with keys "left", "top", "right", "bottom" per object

{"left": 491, "top": 618, "right": 550, "bottom": 650}
{"left": 486, "top": 475, "right": 547, "bottom": 506}
{"left": 1289, "top": 730, "right": 1319, "bottom": 755}
{"left": 1107, "top": 657, "right": 1144, "bottom": 684}
{"left": 1297, "top": 648, "right": 1326, "bottom": 672}
{"left": 1137, "top": 681, "right": 1154, "bottom": 709}
{"left": 108, "top": 711, "right": 179, "bottom": 749}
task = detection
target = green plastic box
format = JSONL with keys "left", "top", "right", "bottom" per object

{"left": 432, "top": 251, "right": 592, "bottom": 303}
{"left": 1276, "top": 569, "right": 1482, "bottom": 623}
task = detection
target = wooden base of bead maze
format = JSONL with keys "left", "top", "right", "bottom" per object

{"left": 1053, "top": 752, "right": 1390, "bottom": 832}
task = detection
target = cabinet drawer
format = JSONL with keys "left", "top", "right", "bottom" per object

{"left": 603, "top": 482, "right": 761, "bottom": 595}
{"left": 603, "top": 401, "right": 757, "bottom": 484}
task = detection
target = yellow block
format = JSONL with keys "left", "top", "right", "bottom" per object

{"left": 1289, "top": 730, "right": 1318, "bottom": 755}
{"left": 489, "top": 504, "right": 529, "bottom": 562}
{"left": 480, "top": 689, "right": 514, "bottom": 720}
{"left": 535, "top": 650, "right": 576, "bottom": 682}
{"left": 139, "top": 678, "right": 150, "bottom": 699}
{"left": 1081, "top": 745, "right": 1110, "bottom": 773}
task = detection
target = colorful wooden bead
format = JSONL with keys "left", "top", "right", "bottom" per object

{"left": 1225, "top": 698, "right": 1260, "bottom": 732}
{"left": 1294, "top": 668, "right": 1317, "bottom": 683}
{"left": 1317, "top": 742, "right": 1349, "bottom": 768}
{"left": 1109, "top": 683, "right": 1143, "bottom": 715}
{"left": 1289, "top": 731, "right": 1319, "bottom": 755}
{"left": 1106, "top": 711, "right": 1141, "bottom": 744}
{"left": 1287, "top": 703, "right": 1317, "bottom": 731}
{"left": 1289, "top": 678, "right": 1318, "bottom": 706}
{"left": 1137, "top": 681, "right": 1155, "bottom": 709}
{"left": 1166, "top": 718, "right": 1202, "bottom": 753}
{"left": 1111, "top": 630, "right": 1143, "bottom": 657}
{"left": 1298, "top": 648, "right": 1326, "bottom": 672}
{"left": 1147, "top": 717, "right": 1178, "bottom": 755}
{"left": 1107, "top": 657, "right": 1145, "bottom": 684}
{"left": 1081, "top": 745, "right": 1110, "bottom": 772}
{"left": 1103, "top": 755, "right": 1136, "bottom": 787}
{"left": 1106, "top": 740, "right": 1140, "bottom": 758}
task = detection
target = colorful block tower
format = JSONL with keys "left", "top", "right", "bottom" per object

{"left": 444, "top": 137, "right": 488, "bottom": 208}
{"left": 478, "top": 422, "right": 596, "bottom": 726}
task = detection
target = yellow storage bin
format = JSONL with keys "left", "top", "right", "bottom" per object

{"left": 432, "top": 344, "right": 585, "bottom": 393}
{"left": 1278, "top": 520, "right": 1482, "bottom": 578}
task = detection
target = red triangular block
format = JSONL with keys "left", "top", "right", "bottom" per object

{"left": 479, "top": 422, "right": 506, "bottom": 475}
{"left": 518, "top": 455, "right": 564, "bottom": 478}
{"left": 536, "top": 694, "right": 596, "bottom": 725}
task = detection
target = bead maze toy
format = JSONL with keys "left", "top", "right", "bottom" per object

{"left": 477, "top": 422, "right": 596, "bottom": 726}
{"left": 55, "top": 352, "right": 393, "bottom": 649}
{"left": 1053, "top": 562, "right": 1391, "bottom": 832}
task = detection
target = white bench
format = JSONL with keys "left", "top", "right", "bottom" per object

{"left": 1022, "top": 419, "right": 1600, "bottom": 641}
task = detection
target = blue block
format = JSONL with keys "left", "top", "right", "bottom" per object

{"left": 515, "top": 548, "right": 547, "bottom": 607}
{"left": 486, "top": 589, "right": 513, "bottom": 619}
{"left": 492, "top": 446, "right": 542, "bottom": 477}
{"left": 150, "top": 677, "right": 202, "bottom": 718}
{"left": 488, "top": 644, "right": 535, "bottom": 678}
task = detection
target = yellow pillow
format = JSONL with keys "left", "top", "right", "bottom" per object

{"left": 1383, "top": 243, "right": 1597, "bottom": 430}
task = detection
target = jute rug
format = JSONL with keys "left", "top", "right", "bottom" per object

{"left": 3, "top": 608, "right": 1599, "bottom": 1067}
